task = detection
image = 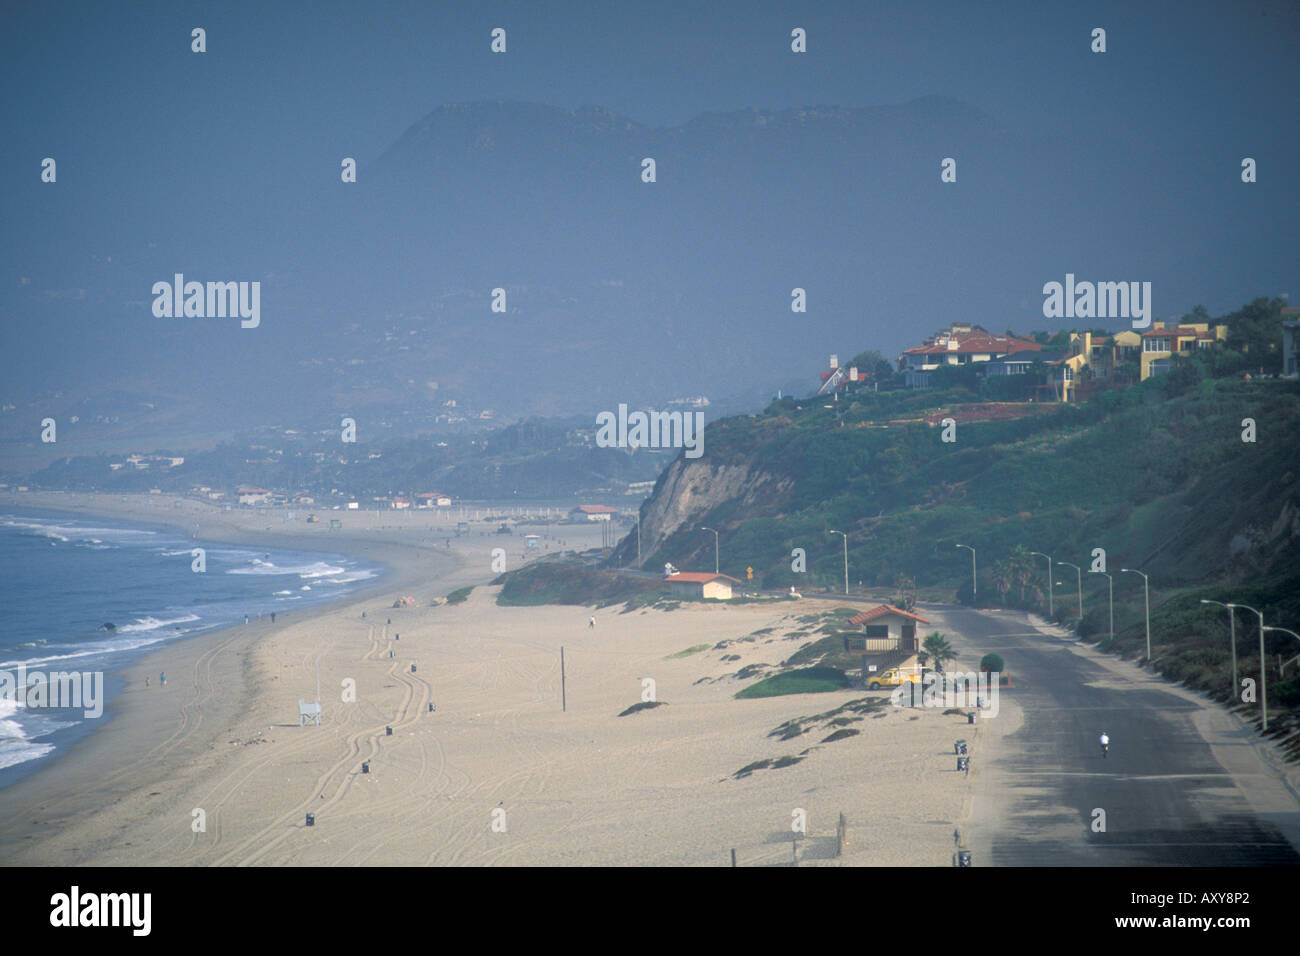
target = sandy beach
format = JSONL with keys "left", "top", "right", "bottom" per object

{"left": 0, "top": 492, "right": 1002, "bottom": 866}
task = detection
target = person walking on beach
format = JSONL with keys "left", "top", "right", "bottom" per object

{"left": 160, "top": 671, "right": 166, "bottom": 685}
{"left": 271, "top": 611, "right": 276, "bottom": 623}
{"left": 245, "top": 614, "right": 249, "bottom": 625}
{"left": 588, "top": 616, "right": 595, "bottom": 629}
{"left": 145, "top": 676, "right": 150, "bottom": 688}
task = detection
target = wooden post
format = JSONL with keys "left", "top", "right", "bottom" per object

{"left": 561, "top": 646, "right": 566, "bottom": 712}
{"left": 730, "top": 848, "right": 736, "bottom": 868}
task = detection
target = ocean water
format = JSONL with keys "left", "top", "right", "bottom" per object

{"left": 0, "top": 508, "right": 384, "bottom": 787}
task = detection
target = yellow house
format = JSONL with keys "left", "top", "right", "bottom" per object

{"left": 1139, "top": 322, "right": 1227, "bottom": 381}
{"left": 1052, "top": 330, "right": 1145, "bottom": 401}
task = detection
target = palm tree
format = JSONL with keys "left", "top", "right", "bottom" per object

{"left": 1009, "top": 545, "right": 1035, "bottom": 602}
{"left": 922, "top": 632, "right": 956, "bottom": 671}
{"left": 990, "top": 560, "right": 1013, "bottom": 603}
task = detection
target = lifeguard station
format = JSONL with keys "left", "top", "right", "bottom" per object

{"left": 299, "top": 663, "right": 323, "bottom": 726}
{"left": 299, "top": 700, "right": 321, "bottom": 726}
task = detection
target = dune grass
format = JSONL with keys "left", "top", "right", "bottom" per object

{"left": 735, "top": 665, "right": 850, "bottom": 699}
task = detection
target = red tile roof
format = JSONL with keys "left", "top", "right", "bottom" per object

{"left": 663, "top": 572, "right": 742, "bottom": 584}
{"left": 902, "top": 330, "right": 1042, "bottom": 356}
{"left": 847, "top": 604, "right": 932, "bottom": 626}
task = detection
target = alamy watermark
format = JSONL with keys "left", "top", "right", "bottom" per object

{"left": 595, "top": 403, "right": 704, "bottom": 459}
{"left": 891, "top": 671, "right": 1000, "bottom": 718}
{"left": 151, "top": 274, "right": 260, "bottom": 328}
{"left": 1, "top": 666, "right": 104, "bottom": 718}
{"left": 1042, "top": 274, "right": 1151, "bottom": 329}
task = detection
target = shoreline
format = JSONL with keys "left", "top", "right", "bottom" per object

{"left": 0, "top": 492, "right": 480, "bottom": 861}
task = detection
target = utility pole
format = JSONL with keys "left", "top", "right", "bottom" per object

{"left": 1227, "top": 604, "right": 1267, "bottom": 731}
{"left": 1121, "top": 568, "right": 1151, "bottom": 664}
{"left": 956, "top": 544, "right": 976, "bottom": 603}
{"left": 1058, "top": 561, "right": 1083, "bottom": 620}
{"left": 701, "top": 526, "right": 720, "bottom": 575}
{"left": 1200, "top": 599, "right": 1238, "bottom": 701}
{"left": 829, "top": 530, "right": 848, "bottom": 595}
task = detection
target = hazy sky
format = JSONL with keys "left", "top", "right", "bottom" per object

{"left": 2, "top": 0, "right": 1297, "bottom": 427}
{"left": 4, "top": 0, "right": 1297, "bottom": 194}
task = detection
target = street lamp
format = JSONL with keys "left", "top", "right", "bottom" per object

{"left": 1264, "top": 627, "right": 1300, "bottom": 678}
{"left": 828, "top": 530, "right": 848, "bottom": 596}
{"left": 1120, "top": 568, "right": 1151, "bottom": 664}
{"left": 1227, "top": 603, "right": 1266, "bottom": 732}
{"left": 1092, "top": 570, "right": 1113, "bottom": 643}
{"left": 1057, "top": 561, "right": 1083, "bottom": 621}
{"left": 1200, "top": 599, "right": 1238, "bottom": 701}
{"left": 1030, "top": 551, "right": 1053, "bottom": 617}
{"left": 700, "top": 526, "right": 719, "bottom": 575}
{"left": 955, "top": 544, "right": 976, "bottom": 603}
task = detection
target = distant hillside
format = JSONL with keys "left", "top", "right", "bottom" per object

{"left": 7, "top": 94, "right": 1270, "bottom": 455}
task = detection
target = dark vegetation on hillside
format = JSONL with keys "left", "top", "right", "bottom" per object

{"left": 493, "top": 560, "right": 666, "bottom": 608}
{"left": 619, "top": 298, "right": 1300, "bottom": 751}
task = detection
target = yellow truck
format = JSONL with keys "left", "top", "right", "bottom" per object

{"left": 866, "top": 668, "right": 921, "bottom": 690}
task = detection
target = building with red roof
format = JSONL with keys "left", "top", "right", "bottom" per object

{"left": 899, "top": 323, "right": 1042, "bottom": 387}
{"left": 569, "top": 504, "right": 619, "bottom": 522}
{"left": 662, "top": 571, "right": 742, "bottom": 600}
{"left": 842, "top": 604, "right": 932, "bottom": 683}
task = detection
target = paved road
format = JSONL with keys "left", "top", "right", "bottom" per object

{"left": 931, "top": 604, "right": 1300, "bottom": 866}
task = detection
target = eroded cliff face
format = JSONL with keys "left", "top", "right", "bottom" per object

{"left": 616, "top": 454, "right": 794, "bottom": 567}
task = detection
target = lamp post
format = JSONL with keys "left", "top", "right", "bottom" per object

{"left": 700, "top": 526, "right": 719, "bottom": 575}
{"left": 1030, "top": 551, "right": 1053, "bottom": 617}
{"left": 1057, "top": 561, "right": 1083, "bottom": 621}
{"left": 1264, "top": 627, "right": 1300, "bottom": 678}
{"left": 1227, "top": 603, "right": 1266, "bottom": 732}
{"left": 828, "top": 530, "right": 848, "bottom": 596}
{"left": 1092, "top": 570, "right": 1113, "bottom": 643}
{"left": 1200, "top": 599, "right": 1238, "bottom": 701}
{"left": 956, "top": 544, "right": 976, "bottom": 603}
{"left": 1120, "top": 568, "right": 1151, "bottom": 665}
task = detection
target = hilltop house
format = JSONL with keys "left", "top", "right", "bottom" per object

{"left": 817, "top": 354, "right": 877, "bottom": 394}
{"left": 841, "top": 604, "right": 931, "bottom": 684}
{"left": 899, "top": 324, "right": 1042, "bottom": 387}
{"left": 1139, "top": 321, "right": 1228, "bottom": 381}
{"left": 662, "top": 571, "right": 741, "bottom": 600}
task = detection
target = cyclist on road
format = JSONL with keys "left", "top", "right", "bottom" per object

{"left": 1099, "top": 731, "right": 1110, "bottom": 758}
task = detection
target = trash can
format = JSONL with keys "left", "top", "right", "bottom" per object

{"left": 954, "top": 739, "right": 967, "bottom": 754}
{"left": 957, "top": 849, "right": 972, "bottom": 867}
{"left": 361, "top": 761, "right": 369, "bottom": 774}
{"left": 386, "top": 725, "right": 392, "bottom": 736}
{"left": 411, "top": 664, "right": 417, "bottom": 673}
{"left": 305, "top": 812, "right": 315, "bottom": 827}
{"left": 428, "top": 702, "right": 435, "bottom": 712}
{"left": 967, "top": 712, "right": 975, "bottom": 724}
{"left": 957, "top": 756, "right": 969, "bottom": 773}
